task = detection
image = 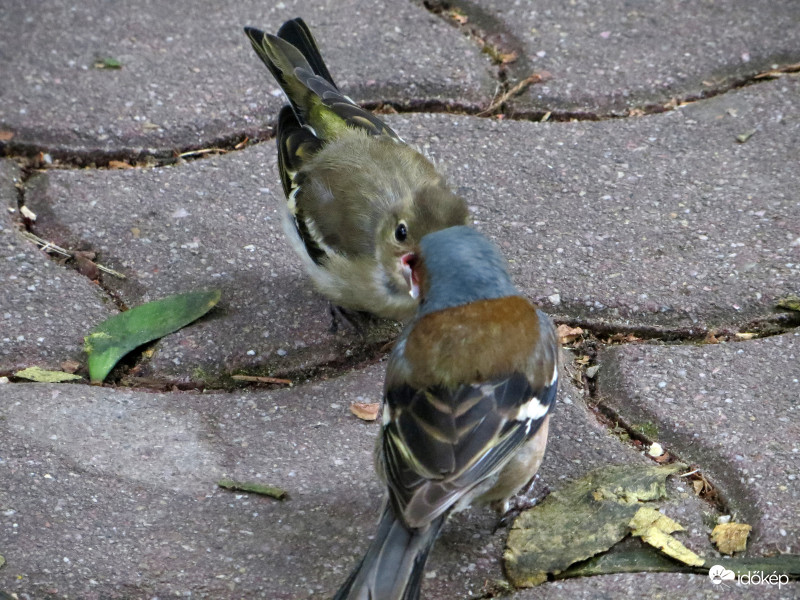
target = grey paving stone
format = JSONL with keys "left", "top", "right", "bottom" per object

{"left": 24, "top": 144, "right": 402, "bottom": 386}
{"left": 385, "top": 76, "right": 800, "bottom": 332}
{"left": 509, "top": 572, "right": 799, "bottom": 599}
{"left": 0, "top": 367, "right": 699, "bottom": 598}
{"left": 597, "top": 331, "right": 800, "bottom": 556}
{"left": 461, "top": 0, "right": 800, "bottom": 116}
{"left": 0, "top": 0, "right": 493, "bottom": 160}
{"left": 0, "top": 160, "right": 115, "bottom": 374}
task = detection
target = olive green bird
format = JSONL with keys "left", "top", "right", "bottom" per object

{"left": 244, "top": 19, "right": 469, "bottom": 324}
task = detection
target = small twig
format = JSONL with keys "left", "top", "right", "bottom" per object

{"left": 21, "top": 231, "right": 127, "bottom": 279}
{"left": 754, "top": 61, "right": 800, "bottom": 79}
{"left": 177, "top": 147, "right": 227, "bottom": 159}
{"left": 678, "top": 469, "right": 700, "bottom": 478}
{"left": 478, "top": 73, "right": 546, "bottom": 116}
{"left": 231, "top": 374, "right": 292, "bottom": 386}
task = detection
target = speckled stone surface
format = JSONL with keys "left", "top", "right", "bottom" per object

{"left": 459, "top": 0, "right": 800, "bottom": 116}
{"left": 0, "top": 372, "right": 671, "bottom": 600}
{"left": 598, "top": 332, "right": 800, "bottom": 555}
{"left": 2, "top": 2, "right": 799, "bottom": 598}
{"left": 387, "top": 77, "right": 800, "bottom": 331}
{"left": 0, "top": 160, "right": 115, "bottom": 374}
{"left": 0, "top": 0, "right": 493, "bottom": 160}
{"left": 23, "top": 144, "right": 400, "bottom": 385}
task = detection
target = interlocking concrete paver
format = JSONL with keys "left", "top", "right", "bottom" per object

{"left": 461, "top": 0, "right": 800, "bottom": 116}
{"left": 0, "top": 160, "right": 115, "bottom": 374}
{"left": 0, "top": 371, "right": 689, "bottom": 599}
{"left": 508, "top": 572, "right": 798, "bottom": 599}
{"left": 0, "top": 0, "right": 493, "bottom": 160}
{"left": 598, "top": 332, "right": 800, "bottom": 555}
{"left": 23, "top": 144, "right": 399, "bottom": 385}
{"left": 2, "top": 2, "right": 800, "bottom": 598}
{"left": 388, "top": 77, "right": 800, "bottom": 331}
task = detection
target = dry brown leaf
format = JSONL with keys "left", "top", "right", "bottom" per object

{"left": 108, "top": 160, "right": 134, "bottom": 169}
{"left": 609, "top": 332, "right": 641, "bottom": 344}
{"left": 557, "top": 324, "right": 584, "bottom": 344}
{"left": 447, "top": 8, "right": 469, "bottom": 25}
{"left": 61, "top": 359, "right": 81, "bottom": 374}
{"left": 711, "top": 522, "right": 751, "bottom": 555}
{"left": 0, "top": 130, "right": 14, "bottom": 141}
{"left": 499, "top": 51, "right": 519, "bottom": 64}
{"left": 350, "top": 402, "right": 380, "bottom": 421}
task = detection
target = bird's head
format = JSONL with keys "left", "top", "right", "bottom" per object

{"left": 400, "top": 226, "right": 520, "bottom": 316}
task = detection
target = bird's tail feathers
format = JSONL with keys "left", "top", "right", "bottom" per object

{"left": 333, "top": 506, "right": 445, "bottom": 600}
{"left": 244, "top": 21, "right": 400, "bottom": 140}
{"left": 275, "top": 17, "right": 336, "bottom": 86}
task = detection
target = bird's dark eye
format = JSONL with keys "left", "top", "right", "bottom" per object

{"left": 394, "top": 222, "right": 408, "bottom": 242}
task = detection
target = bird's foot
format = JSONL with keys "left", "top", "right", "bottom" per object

{"left": 328, "top": 303, "right": 373, "bottom": 335}
{"left": 493, "top": 475, "right": 551, "bottom": 531}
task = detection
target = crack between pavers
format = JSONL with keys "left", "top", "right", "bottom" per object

{"left": 558, "top": 326, "right": 782, "bottom": 521}
{"left": 14, "top": 166, "right": 130, "bottom": 308}
{"left": 3, "top": 68, "right": 798, "bottom": 170}
{"left": 416, "top": 0, "right": 800, "bottom": 122}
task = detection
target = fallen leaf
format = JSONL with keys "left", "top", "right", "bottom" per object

{"left": 447, "top": 8, "right": 468, "bottom": 25}
{"left": 108, "top": 160, "right": 134, "bottom": 169}
{"left": 14, "top": 366, "right": 82, "bottom": 383}
{"left": 218, "top": 479, "right": 288, "bottom": 500}
{"left": 736, "top": 130, "right": 756, "bottom": 143}
{"left": 608, "top": 332, "right": 641, "bottom": 344}
{"left": 94, "top": 57, "right": 122, "bottom": 69}
{"left": 734, "top": 332, "right": 757, "bottom": 340}
{"left": 777, "top": 295, "right": 800, "bottom": 312}
{"left": 711, "top": 522, "right": 751, "bottom": 555}
{"left": 629, "top": 506, "right": 705, "bottom": 567}
{"left": 504, "top": 462, "right": 685, "bottom": 587}
{"left": 60, "top": 359, "right": 81, "bottom": 374}
{"left": 74, "top": 252, "right": 100, "bottom": 280}
{"left": 0, "top": 130, "right": 14, "bottom": 141}
{"left": 557, "top": 324, "right": 584, "bottom": 344}
{"left": 85, "top": 289, "right": 221, "bottom": 383}
{"left": 499, "top": 50, "right": 519, "bottom": 64}
{"left": 350, "top": 402, "right": 380, "bottom": 421}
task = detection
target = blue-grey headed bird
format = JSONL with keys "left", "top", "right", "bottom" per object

{"left": 243, "top": 19, "right": 469, "bottom": 323}
{"left": 334, "top": 226, "right": 559, "bottom": 600}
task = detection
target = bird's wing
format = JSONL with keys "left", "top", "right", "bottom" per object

{"left": 382, "top": 370, "right": 557, "bottom": 528}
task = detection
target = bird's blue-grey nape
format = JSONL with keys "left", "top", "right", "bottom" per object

{"left": 418, "top": 226, "right": 520, "bottom": 315}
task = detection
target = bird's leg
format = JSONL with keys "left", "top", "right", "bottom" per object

{"left": 493, "top": 474, "right": 551, "bottom": 530}
{"left": 328, "top": 303, "right": 372, "bottom": 335}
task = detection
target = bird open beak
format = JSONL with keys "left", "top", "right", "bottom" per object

{"left": 400, "top": 253, "right": 420, "bottom": 299}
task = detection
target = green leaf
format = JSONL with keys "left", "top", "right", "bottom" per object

{"left": 94, "top": 57, "right": 122, "bottom": 69}
{"left": 218, "top": 479, "right": 288, "bottom": 500}
{"left": 13, "top": 366, "right": 83, "bottom": 383}
{"left": 85, "top": 290, "right": 221, "bottom": 384}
